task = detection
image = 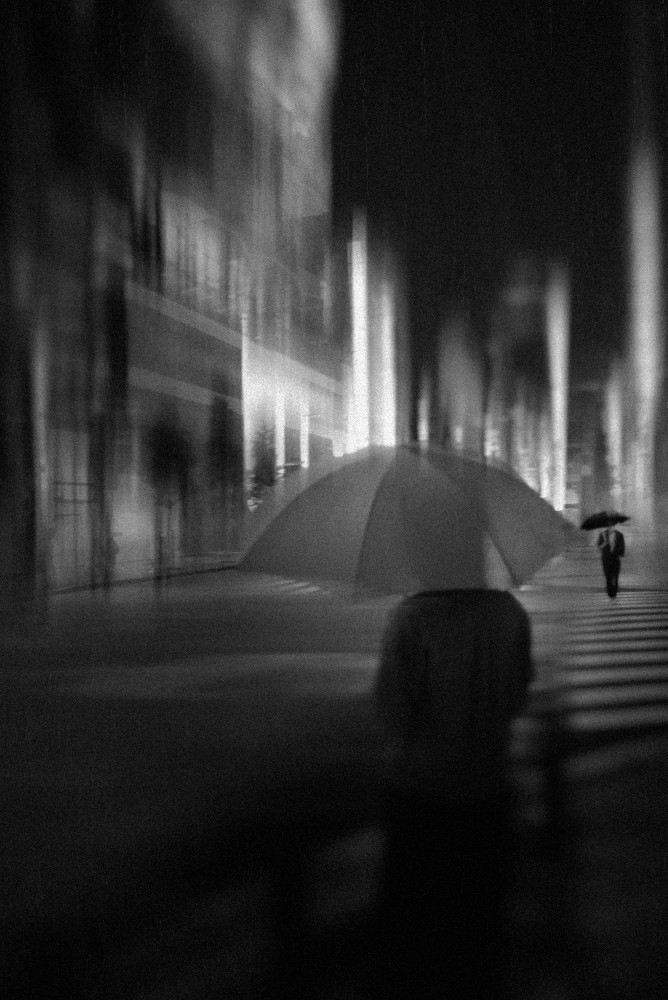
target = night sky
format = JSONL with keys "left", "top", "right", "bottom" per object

{"left": 331, "top": 1, "right": 660, "bottom": 378}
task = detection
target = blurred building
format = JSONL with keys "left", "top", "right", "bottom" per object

{"left": 333, "top": 210, "right": 411, "bottom": 455}
{"left": 438, "top": 257, "right": 571, "bottom": 512}
{"left": 0, "top": 0, "right": 411, "bottom": 596}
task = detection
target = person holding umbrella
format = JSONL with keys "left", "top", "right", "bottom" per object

{"left": 597, "top": 523, "right": 625, "bottom": 596}
{"left": 581, "top": 511, "right": 628, "bottom": 597}
{"left": 373, "top": 589, "right": 534, "bottom": 999}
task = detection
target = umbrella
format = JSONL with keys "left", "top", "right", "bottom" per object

{"left": 238, "top": 444, "right": 575, "bottom": 595}
{"left": 580, "top": 511, "right": 630, "bottom": 531}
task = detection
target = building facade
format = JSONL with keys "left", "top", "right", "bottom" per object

{"left": 0, "top": 0, "right": 412, "bottom": 595}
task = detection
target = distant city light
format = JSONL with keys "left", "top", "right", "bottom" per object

{"left": 418, "top": 371, "right": 430, "bottom": 444}
{"left": 275, "top": 391, "right": 286, "bottom": 470}
{"left": 604, "top": 360, "right": 624, "bottom": 504}
{"left": 300, "top": 397, "right": 310, "bottom": 467}
{"left": 538, "top": 411, "right": 552, "bottom": 502}
{"left": 629, "top": 138, "right": 663, "bottom": 518}
{"left": 546, "top": 263, "right": 570, "bottom": 511}
{"left": 375, "top": 276, "right": 397, "bottom": 446}
{"left": 347, "top": 209, "right": 370, "bottom": 452}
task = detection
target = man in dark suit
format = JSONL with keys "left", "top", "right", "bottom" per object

{"left": 597, "top": 525, "right": 625, "bottom": 597}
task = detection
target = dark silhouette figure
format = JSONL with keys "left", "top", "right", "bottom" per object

{"left": 597, "top": 526, "right": 625, "bottom": 597}
{"left": 372, "top": 590, "right": 533, "bottom": 999}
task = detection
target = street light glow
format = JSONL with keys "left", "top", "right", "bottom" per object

{"left": 629, "top": 138, "right": 663, "bottom": 519}
{"left": 546, "top": 263, "right": 570, "bottom": 511}
{"left": 374, "top": 276, "right": 397, "bottom": 447}
{"left": 348, "top": 209, "right": 370, "bottom": 452}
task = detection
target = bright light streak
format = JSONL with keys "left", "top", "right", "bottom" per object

{"left": 629, "top": 139, "right": 663, "bottom": 517}
{"left": 332, "top": 422, "right": 344, "bottom": 458}
{"left": 418, "top": 371, "right": 430, "bottom": 444}
{"left": 375, "top": 276, "right": 396, "bottom": 446}
{"left": 240, "top": 309, "right": 254, "bottom": 491}
{"left": 538, "top": 410, "right": 552, "bottom": 501}
{"left": 348, "top": 209, "right": 369, "bottom": 452}
{"left": 275, "top": 391, "right": 285, "bottom": 470}
{"left": 546, "top": 263, "right": 570, "bottom": 510}
{"left": 604, "top": 360, "right": 624, "bottom": 504}
{"left": 512, "top": 391, "right": 539, "bottom": 491}
{"left": 300, "top": 397, "right": 310, "bottom": 467}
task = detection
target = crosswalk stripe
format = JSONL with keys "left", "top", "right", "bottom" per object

{"left": 560, "top": 649, "right": 668, "bottom": 667}
{"left": 565, "top": 665, "right": 668, "bottom": 685}
{"left": 227, "top": 576, "right": 326, "bottom": 595}
{"left": 563, "top": 642, "right": 668, "bottom": 656}
{"left": 564, "top": 621, "right": 668, "bottom": 632}
{"left": 563, "top": 683, "right": 668, "bottom": 707}
{"left": 568, "top": 705, "right": 668, "bottom": 731}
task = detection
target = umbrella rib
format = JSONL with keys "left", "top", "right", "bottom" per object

{"left": 353, "top": 471, "right": 389, "bottom": 592}
{"left": 487, "top": 531, "right": 523, "bottom": 588}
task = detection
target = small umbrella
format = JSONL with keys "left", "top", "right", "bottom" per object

{"left": 238, "top": 445, "right": 575, "bottom": 595}
{"left": 580, "top": 511, "right": 630, "bottom": 531}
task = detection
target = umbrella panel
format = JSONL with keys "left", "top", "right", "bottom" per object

{"left": 420, "top": 447, "right": 576, "bottom": 583}
{"left": 357, "top": 453, "right": 492, "bottom": 592}
{"left": 239, "top": 451, "right": 392, "bottom": 583}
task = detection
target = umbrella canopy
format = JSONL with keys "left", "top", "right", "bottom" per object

{"left": 580, "top": 511, "right": 630, "bottom": 531}
{"left": 238, "top": 445, "right": 575, "bottom": 595}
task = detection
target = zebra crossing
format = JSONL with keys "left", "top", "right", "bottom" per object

{"left": 227, "top": 573, "right": 328, "bottom": 597}
{"left": 555, "top": 589, "right": 668, "bottom": 743}
{"left": 511, "top": 586, "right": 668, "bottom": 829}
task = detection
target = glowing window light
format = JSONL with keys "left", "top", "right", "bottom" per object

{"left": 349, "top": 209, "right": 370, "bottom": 452}
{"left": 546, "top": 263, "right": 570, "bottom": 511}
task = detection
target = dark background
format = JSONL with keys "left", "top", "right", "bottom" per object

{"left": 331, "top": 1, "right": 657, "bottom": 380}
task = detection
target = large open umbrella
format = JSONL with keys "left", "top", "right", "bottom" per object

{"left": 238, "top": 445, "right": 575, "bottom": 595}
{"left": 580, "top": 510, "right": 630, "bottom": 531}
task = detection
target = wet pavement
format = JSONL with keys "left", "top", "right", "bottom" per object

{"left": 2, "top": 532, "right": 668, "bottom": 997}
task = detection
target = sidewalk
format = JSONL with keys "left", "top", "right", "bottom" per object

{"left": 50, "top": 549, "right": 243, "bottom": 595}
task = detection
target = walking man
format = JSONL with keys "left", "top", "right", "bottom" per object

{"left": 373, "top": 589, "right": 533, "bottom": 999}
{"left": 597, "top": 523, "right": 625, "bottom": 597}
